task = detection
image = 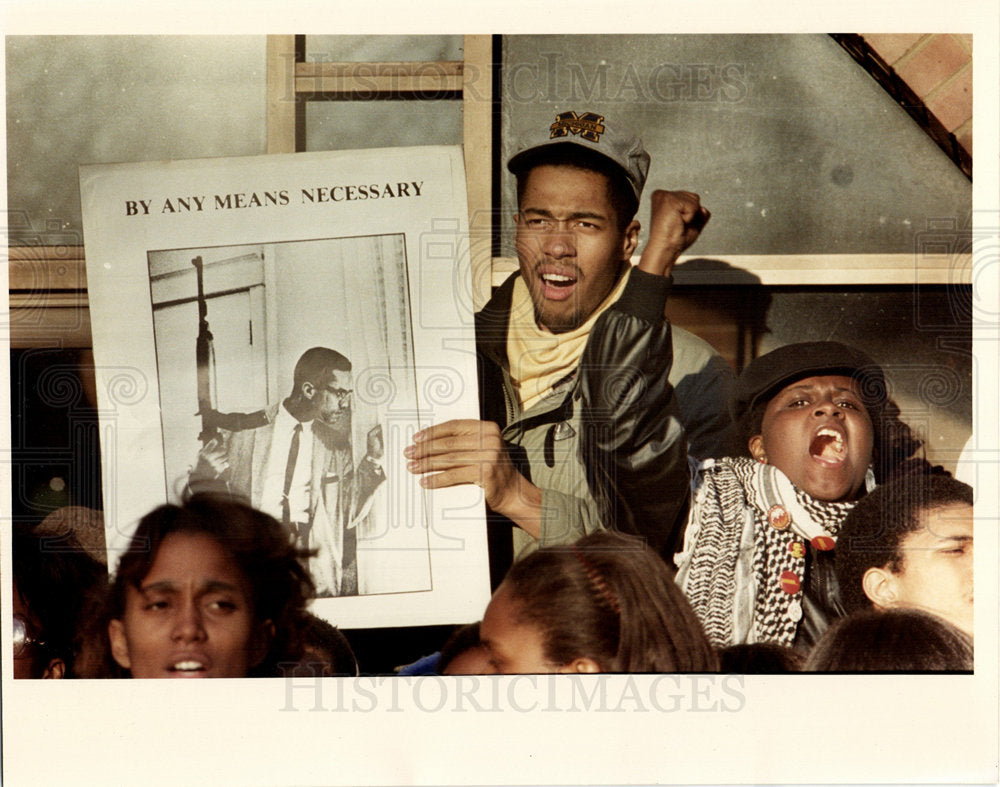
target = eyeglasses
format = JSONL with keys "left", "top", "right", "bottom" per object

{"left": 13, "top": 617, "right": 46, "bottom": 658}
{"left": 323, "top": 386, "right": 353, "bottom": 405}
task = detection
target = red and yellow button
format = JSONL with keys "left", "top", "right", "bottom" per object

{"left": 788, "top": 541, "right": 806, "bottom": 559}
{"left": 811, "top": 535, "right": 836, "bottom": 551}
{"left": 780, "top": 570, "right": 801, "bottom": 594}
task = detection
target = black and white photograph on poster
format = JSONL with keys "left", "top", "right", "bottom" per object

{"left": 78, "top": 145, "right": 490, "bottom": 629}
{"left": 148, "top": 235, "right": 426, "bottom": 598}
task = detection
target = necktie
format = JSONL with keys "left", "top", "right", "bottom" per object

{"left": 282, "top": 422, "right": 302, "bottom": 526}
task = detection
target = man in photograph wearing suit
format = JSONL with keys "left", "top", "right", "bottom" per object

{"left": 190, "top": 346, "right": 385, "bottom": 596}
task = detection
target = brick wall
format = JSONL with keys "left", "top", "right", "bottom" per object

{"left": 862, "top": 34, "right": 972, "bottom": 157}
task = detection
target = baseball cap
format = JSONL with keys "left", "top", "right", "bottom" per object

{"left": 506, "top": 111, "right": 650, "bottom": 201}
{"left": 733, "top": 341, "right": 888, "bottom": 422}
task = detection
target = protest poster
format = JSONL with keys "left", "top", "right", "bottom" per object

{"left": 80, "top": 146, "right": 490, "bottom": 626}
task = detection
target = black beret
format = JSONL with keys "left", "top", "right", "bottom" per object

{"left": 733, "top": 341, "right": 887, "bottom": 422}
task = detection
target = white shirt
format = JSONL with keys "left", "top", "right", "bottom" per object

{"left": 260, "top": 404, "right": 314, "bottom": 523}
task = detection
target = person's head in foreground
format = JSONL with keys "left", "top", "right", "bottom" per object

{"left": 280, "top": 612, "right": 358, "bottom": 678}
{"left": 439, "top": 622, "right": 491, "bottom": 675}
{"left": 734, "top": 341, "right": 923, "bottom": 502}
{"left": 108, "top": 494, "right": 314, "bottom": 678}
{"left": 804, "top": 608, "right": 973, "bottom": 672}
{"left": 12, "top": 523, "right": 107, "bottom": 679}
{"left": 508, "top": 114, "right": 648, "bottom": 333}
{"left": 835, "top": 474, "right": 973, "bottom": 637}
{"left": 480, "top": 530, "right": 718, "bottom": 673}
{"left": 717, "top": 642, "right": 804, "bottom": 674}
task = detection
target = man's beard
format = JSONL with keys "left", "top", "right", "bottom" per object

{"left": 320, "top": 409, "right": 350, "bottom": 434}
{"left": 527, "top": 264, "right": 585, "bottom": 333}
{"left": 533, "top": 302, "right": 584, "bottom": 333}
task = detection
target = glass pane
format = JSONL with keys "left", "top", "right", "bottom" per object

{"left": 500, "top": 34, "right": 971, "bottom": 257}
{"left": 306, "top": 35, "right": 463, "bottom": 62}
{"left": 6, "top": 35, "right": 267, "bottom": 239}
{"left": 9, "top": 348, "right": 104, "bottom": 519}
{"left": 305, "top": 100, "right": 462, "bottom": 151}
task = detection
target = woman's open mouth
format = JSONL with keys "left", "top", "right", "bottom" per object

{"left": 810, "top": 426, "right": 847, "bottom": 465}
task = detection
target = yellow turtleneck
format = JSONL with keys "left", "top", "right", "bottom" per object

{"left": 506, "top": 266, "right": 631, "bottom": 411}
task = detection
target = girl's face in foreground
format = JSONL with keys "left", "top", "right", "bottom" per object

{"left": 109, "top": 532, "right": 264, "bottom": 678}
{"left": 750, "top": 374, "right": 874, "bottom": 502}
{"left": 479, "top": 583, "right": 600, "bottom": 674}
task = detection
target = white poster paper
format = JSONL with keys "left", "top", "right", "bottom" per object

{"left": 79, "top": 146, "right": 490, "bottom": 628}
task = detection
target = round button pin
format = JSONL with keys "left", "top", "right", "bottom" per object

{"left": 811, "top": 535, "right": 836, "bottom": 551}
{"left": 768, "top": 504, "right": 791, "bottom": 531}
{"left": 787, "top": 600, "right": 803, "bottom": 622}
{"left": 788, "top": 541, "right": 806, "bottom": 559}
{"left": 780, "top": 570, "right": 801, "bottom": 594}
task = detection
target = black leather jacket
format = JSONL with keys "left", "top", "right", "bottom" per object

{"left": 793, "top": 547, "right": 847, "bottom": 652}
{"left": 476, "top": 267, "right": 691, "bottom": 583}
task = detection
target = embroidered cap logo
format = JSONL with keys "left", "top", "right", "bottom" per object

{"left": 549, "top": 111, "right": 606, "bottom": 143}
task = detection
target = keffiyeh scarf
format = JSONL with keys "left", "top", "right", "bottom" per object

{"left": 678, "top": 456, "right": 855, "bottom": 648}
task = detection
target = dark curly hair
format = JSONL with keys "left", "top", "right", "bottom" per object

{"left": 717, "top": 642, "right": 804, "bottom": 673}
{"left": 834, "top": 475, "right": 973, "bottom": 615}
{"left": 805, "top": 608, "right": 973, "bottom": 672}
{"left": 500, "top": 531, "right": 718, "bottom": 673}
{"left": 109, "top": 494, "right": 315, "bottom": 677}
{"left": 12, "top": 523, "right": 108, "bottom": 678}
